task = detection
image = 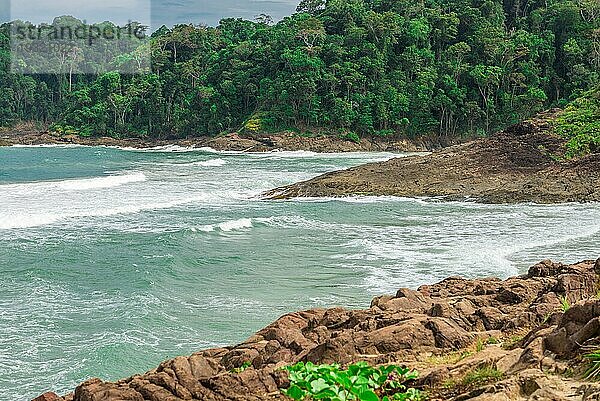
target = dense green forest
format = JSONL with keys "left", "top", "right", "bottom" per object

{"left": 556, "top": 85, "right": 600, "bottom": 156}
{"left": 0, "top": 0, "right": 599, "bottom": 139}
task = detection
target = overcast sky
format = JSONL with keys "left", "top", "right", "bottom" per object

{"left": 2, "top": 0, "right": 299, "bottom": 28}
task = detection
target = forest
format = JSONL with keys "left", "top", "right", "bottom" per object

{"left": 0, "top": 0, "right": 599, "bottom": 140}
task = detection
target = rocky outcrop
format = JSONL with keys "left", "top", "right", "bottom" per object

{"left": 35, "top": 258, "right": 600, "bottom": 401}
{"left": 264, "top": 110, "right": 600, "bottom": 203}
{"left": 0, "top": 129, "right": 434, "bottom": 153}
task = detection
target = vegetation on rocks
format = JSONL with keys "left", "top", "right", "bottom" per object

{"left": 35, "top": 258, "right": 600, "bottom": 401}
{"left": 554, "top": 86, "right": 600, "bottom": 157}
{"left": 264, "top": 107, "right": 600, "bottom": 203}
{"left": 283, "top": 361, "right": 422, "bottom": 401}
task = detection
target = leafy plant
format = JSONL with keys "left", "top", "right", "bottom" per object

{"left": 231, "top": 361, "right": 252, "bottom": 373}
{"left": 584, "top": 350, "right": 600, "bottom": 380}
{"left": 558, "top": 295, "right": 571, "bottom": 312}
{"left": 554, "top": 87, "right": 600, "bottom": 158}
{"left": 282, "top": 361, "right": 423, "bottom": 401}
{"left": 340, "top": 132, "right": 361, "bottom": 144}
{"left": 502, "top": 333, "right": 527, "bottom": 350}
{"left": 486, "top": 337, "right": 499, "bottom": 345}
{"left": 426, "top": 350, "right": 471, "bottom": 366}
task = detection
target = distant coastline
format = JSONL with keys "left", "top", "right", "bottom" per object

{"left": 0, "top": 129, "right": 445, "bottom": 153}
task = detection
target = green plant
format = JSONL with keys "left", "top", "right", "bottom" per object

{"left": 373, "top": 129, "right": 395, "bottom": 137}
{"left": 558, "top": 295, "right": 571, "bottom": 312}
{"left": 231, "top": 361, "right": 252, "bottom": 373}
{"left": 584, "top": 350, "right": 600, "bottom": 380}
{"left": 283, "top": 361, "right": 423, "bottom": 401}
{"left": 554, "top": 87, "right": 600, "bottom": 158}
{"left": 426, "top": 350, "right": 471, "bottom": 366}
{"left": 502, "top": 334, "right": 525, "bottom": 350}
{"left": 475, "top": 338, "right": 485, "bottom": 352}
{"left": 340, "top": 132, "right": 361, "bottom": 144}
{"left": 486, "top": 337, "right": 499, "bottom": 345}
{"left": 461, "top": 365, "right": 503, "bottom": 387}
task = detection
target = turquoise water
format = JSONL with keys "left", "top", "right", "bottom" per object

{"left": 1, "top": 145, "right": 599, "bottom": 400}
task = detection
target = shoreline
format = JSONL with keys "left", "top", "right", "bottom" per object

{"left": 0, "top": 130, "right": 446, "bottom": 153}
{"left": 264, "top": 111, "right": 600, "bottom": 204}
{"left": 35, "top": 258, "right": 600, "bottom": 401}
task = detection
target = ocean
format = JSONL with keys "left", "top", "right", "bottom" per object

{"left": 0, "top": 145, "right": 598, "bottom": 400}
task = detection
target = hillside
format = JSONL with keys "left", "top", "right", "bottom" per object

{"left": 1, "top": 0, "right": 599, "bottom": 139}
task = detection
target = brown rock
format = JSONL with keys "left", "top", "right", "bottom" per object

{"left": 263, "top": 111, "right": 600, "bottom": 203}
{"left": 32, "top": 393, "right": 62, "bottom": 401}
{"left": 34, "top": 259, "right": 600, "bottom": 401}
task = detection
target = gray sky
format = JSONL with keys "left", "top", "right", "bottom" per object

{"left": 2, "top": 0, "right": 299, "bottom": 28}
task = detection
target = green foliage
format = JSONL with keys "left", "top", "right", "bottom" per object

{"left": 341, "top": 132, "right": 361, "bottom": 144}
{"left": 486, "top": 337, "right": 499, "bottom": 345}
{"left": 502, "top": 334, "right": 525, "bottom": 350}
{"left": 1, "top": 0, "right": 599, "bottom": 138}
{"left": 461, "top": 366, "right": 503, "bottom": 387}
{"left": 283, "top": 361, "right": 423, "bottom": 401}
{"left": 554, "top": 88, "right": 600, "bottom": 157}
{"left": 558, "top": 295, "right": 571, "bottom": 312}
{"left": 584, "top": 350, "right": 600, "bottom": 380}
{"left": 244, "top": 116, "right": 262, "bottom": 133}
{"left": 231, "top": 361, "right": 252, "bottom": 373}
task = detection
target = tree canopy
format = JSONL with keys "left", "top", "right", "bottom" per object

{"left": 0, "top": 0, "right": 598, "bottom": 139}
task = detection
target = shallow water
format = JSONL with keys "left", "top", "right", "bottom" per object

{"left": 0, "top": 145, "right": 599, "bottom": 400}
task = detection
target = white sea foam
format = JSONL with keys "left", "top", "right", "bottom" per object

{"left": 291, "top": 195, "right": 433, "bottom": 204}
{"left": 120, "top": 145, "right": 199, "bottom": 153}
{"left": 193, "top": 218, "right": 254, "bottom": 233}
{"left": 0, "top": 213, "right": 60, "bottom": 229}
{"left": 0, "top": 195, "right": 208, "bottom": 230}
{"left": 0, "top": 172, "right": 147, "bottom": 192}
{"left": 194, "top": 158, "right": 227, "bottom": 167}
{"left": 158, "top": 158, "right": 228, "bottom": 167}
{"left": 219, "top": 218, "right": 253, "bottom": 231}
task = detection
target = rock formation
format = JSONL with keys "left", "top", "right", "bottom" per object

{"left": 35, "top": 258, "right": 600, "bottom": 401}
{"left": 264, "top": 111, "right": 600, "bottom": 203}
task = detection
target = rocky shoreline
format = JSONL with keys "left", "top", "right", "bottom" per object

{"left": 264, "top": 110, "right": 600, "bottom": 203}
{"left": 0, "top": 129, "right": 438, "bottom": 153}
{"left": 35, "top": 258, "right": 600, "bottom": 401}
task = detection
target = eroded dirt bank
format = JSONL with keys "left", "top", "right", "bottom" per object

{"left": 264, "top": 111, "right": 600, "bottom": 203}
{"left": 35, "top": 258, "right": 600, "bottom": 401}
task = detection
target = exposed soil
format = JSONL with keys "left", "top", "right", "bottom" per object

{"left": 264, "top": 110, "right": 600, "bottom": 203}
{"left": 34, "top": 258, "right": 600, "bottom": 401}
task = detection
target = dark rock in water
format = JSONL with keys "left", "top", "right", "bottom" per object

{"left": 36, "top": 258, "right": 600, "bottom": 401}
{"left": 263, "top": 110, "right": 600, "bottom": 203}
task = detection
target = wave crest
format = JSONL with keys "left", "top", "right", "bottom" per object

{"left": 0, "top": 172, "right": 147, "bottom": 192}
{"left": 193, "top": 218, "right": 253, "bottom": 233}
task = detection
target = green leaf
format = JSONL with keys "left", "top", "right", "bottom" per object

{"left": 285, "top": 385, "right": 306, "bottom": 400}
{"left": 358, "top": 390, "right": 380, "bottom": 401}
{"left": 311, "top": 378, "right": 331, "bottom": 393}
{"left": 313, "top": 389, "right": 338, "bottom": 399}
